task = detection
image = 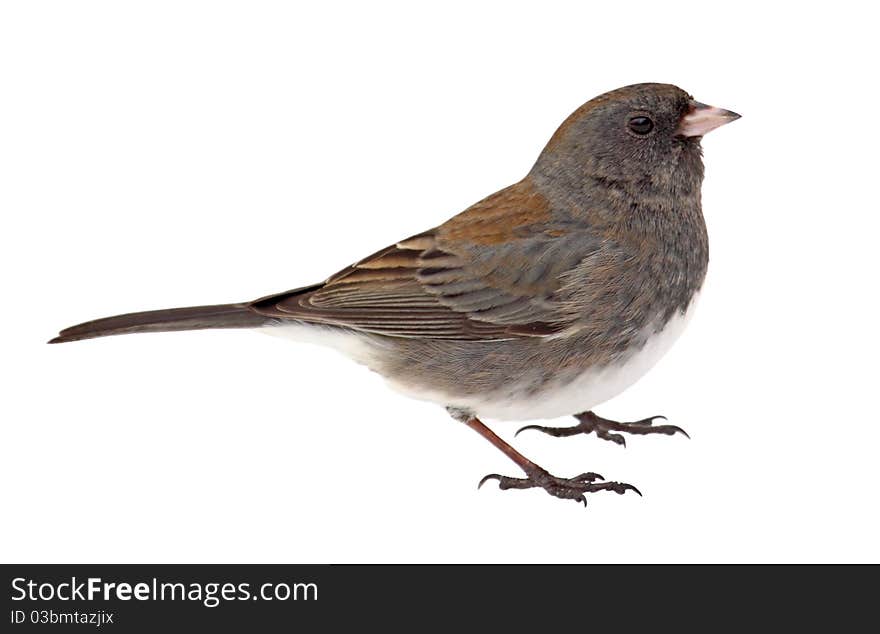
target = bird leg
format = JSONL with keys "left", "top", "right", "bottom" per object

{"left": 447, "top": 407, "right": 640, "bottom": 506}
{"left": 516, "top": 411, "right": 688, "bottom": 447}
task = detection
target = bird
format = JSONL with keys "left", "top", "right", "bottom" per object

{"left": 50, "top": 82, "right": 740, "bottom": 505}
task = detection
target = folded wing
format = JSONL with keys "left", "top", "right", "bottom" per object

{"left": 251, "top": 180, "right": 601, "bottom": 340}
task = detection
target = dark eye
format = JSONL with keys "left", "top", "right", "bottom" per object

{"left": 628, "top": 116, "right": 654, "bottom": 135}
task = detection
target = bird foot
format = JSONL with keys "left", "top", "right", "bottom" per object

{"left": 478, "top": 466, "right": 641, "bottom": 506}
{"left": 516, "top": 411, "right": 688, "bottom": 447}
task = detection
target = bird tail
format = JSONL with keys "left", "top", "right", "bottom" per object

{"left": 48, "top": 303, "right": 271, "bottom": 344}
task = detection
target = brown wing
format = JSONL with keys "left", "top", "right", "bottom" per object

{"left": 250, "top": 180, "right": 601, "bottom": 340}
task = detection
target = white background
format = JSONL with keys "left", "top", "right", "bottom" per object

{"left": 2, "top": 1, "right": 878, "bottom": 563}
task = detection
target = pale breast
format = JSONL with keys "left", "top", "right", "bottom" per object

{"left": 262, "top": 295, "right": 699, "bottom": 422}
{"left": 383, "top": 294, "right": 700, "bottom": 421}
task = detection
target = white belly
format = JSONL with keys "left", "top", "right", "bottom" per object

{"left": 384, "top": 295, "right": 700, "bottom": 421}
{"left": 262, "top": 295, "right": 699, "bottom": 422}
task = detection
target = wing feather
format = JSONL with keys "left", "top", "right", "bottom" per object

{"left": 250, "top": 181, "right": 601, "bottom": 340}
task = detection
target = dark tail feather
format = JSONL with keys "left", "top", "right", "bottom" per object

{"left": 48, "top": 303, "right": 271, "bottom": 344}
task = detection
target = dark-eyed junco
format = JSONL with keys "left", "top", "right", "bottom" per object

{"left": 50, "top": 83, "right": 739, "bottom": 505}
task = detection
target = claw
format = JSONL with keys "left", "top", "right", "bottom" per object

{"left": 571, "top": 472, "right": 604, "bottom": 483}
{"left": 641, "top": 423, "right": 689, "bottom": 438}
{"left": 514, "top": 424, "right": 543, "bottom": 438}
{"left": 477, "top": 474, "right": 501, "bottom": 489}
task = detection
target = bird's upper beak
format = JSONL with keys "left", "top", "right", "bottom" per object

{"left": 675, "top": 101, "right": 741, "bottom": 137}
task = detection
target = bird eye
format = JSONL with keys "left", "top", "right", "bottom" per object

{"left": 628, "top": 116, "right": 654, "bottom": 135}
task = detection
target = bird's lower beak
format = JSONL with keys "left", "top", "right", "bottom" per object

{"left": 675, "top": 101, "right": 741, "bottom": 137}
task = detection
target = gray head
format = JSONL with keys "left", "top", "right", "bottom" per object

{"left": 531, "top": 83, "right": 739, "bottom": 202}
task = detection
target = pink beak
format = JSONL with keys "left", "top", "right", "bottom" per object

{"left": 676, "top": 101, "right": 741, "bottom": 137}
